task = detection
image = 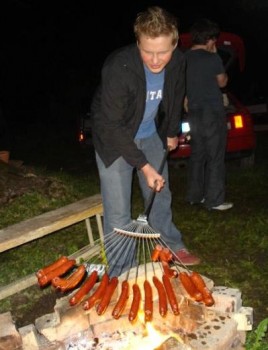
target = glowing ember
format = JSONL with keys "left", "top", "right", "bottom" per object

{"left": 65, "top": 327, "right": 183, "bottom": 350}
{"left": 64, "top": 312, "right": 184, "bottom": 350}
{"left": 132, "top": 310, "right": 184, "bottom": 349}
{"left": 137, "top": 321, "right": 184, "bottom": 350}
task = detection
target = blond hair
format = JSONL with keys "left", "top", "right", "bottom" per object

{"left": 134, "top": 6, "right": 179, "bottom": 45}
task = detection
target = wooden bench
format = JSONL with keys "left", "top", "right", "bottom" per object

{"left": 0, "top": 194, "right": 104, "bottom": 300}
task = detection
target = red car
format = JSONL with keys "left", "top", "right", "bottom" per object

{"left": 169, "top": 32, "right": 256, "bottom": 167}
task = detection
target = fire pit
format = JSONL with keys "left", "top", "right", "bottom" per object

{"left": 1, "top": 262, "right": 252, "bottom": 350}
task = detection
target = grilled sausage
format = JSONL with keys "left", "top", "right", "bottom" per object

{"left": 179, "top": 272, "right": 203, "bottom": 301}
{"left": 162, "top": 261, "right": 178, "bottom": 278}
{"left": 83, "top": 272, "right": 109, "bottom": 310}
{"left": 190, "top": 271, "right": 215, "bottom": 306}
{"left": 51, "top": 264, "right": 86, "bottom": 292}
{"left": 96, "top": 276, "right": 119, "bottom": 315}
{"left": 37, "top": 259, "right": 76, "bottom": 287}
{"left": 69, "top": 270, "right": 98, "bottom": 306}
{"left": 189, "top": 271, "right": 207, "bottom": 290}
{"left": 162, "top": 274, "right": 180, "bottom": 315}
{"left": 152, "top": 275, "right": 168, "bottom": 317}
{"left": 128, "top": 283, "right": 141, "bottom": 322}
{"left": 159, "top": 248, "right": 173, "bottom": 262}
{"left": 144, "top": 280, "right": 153, "bottom": 322}
{"left": 202, "top": 292, "right": 215, "bottom": 307}
{"left": 151, "top": 244, "right": 163, "bottom": 262}
{"left": 36, "top": 256, "right": 69, "bottom": 279}
{"left": 112, "top": 280, "right": 130, "bottom": 319}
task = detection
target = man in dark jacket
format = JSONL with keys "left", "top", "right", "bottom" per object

{"left": 91, "top": 6, "right": 200, "bottom": 277}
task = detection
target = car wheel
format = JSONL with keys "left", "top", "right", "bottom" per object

{"left": 240, "top": 152, "right": 255, "bottom": 168}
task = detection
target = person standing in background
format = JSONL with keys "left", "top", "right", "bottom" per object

{"left": 185, "top": 18, "right": 233, "bottom": 211}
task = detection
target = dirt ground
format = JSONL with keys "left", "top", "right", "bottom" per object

{"left": 0, "top": 160, "right": 70, "bottom": 206}
{"left": 0, "top": 160, "right": 71, "bottom": 328}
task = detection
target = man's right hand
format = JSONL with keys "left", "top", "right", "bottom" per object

{"left": 140, "top": 163, "right": 165, "bottom": 192}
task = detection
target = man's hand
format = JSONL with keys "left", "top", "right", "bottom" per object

{"left": 140, "top": 163, "right": 165, "bottom": 192}
{"left": 167, "top": 136, "right": 178, "bottom": 151}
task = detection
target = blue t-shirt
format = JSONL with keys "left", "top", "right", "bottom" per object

{"left": 135, "top": 65, "right": 164, "bottom": 139}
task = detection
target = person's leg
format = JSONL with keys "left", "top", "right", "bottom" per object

{"left": 95, "top": 153, "right": 136, "bottom": 277}
{"left": 203, "top": 109, "right": 227, "bottom": 208}
{"left": 136, "top": 133, "right": 185, "bottom": 252}
{"left": 186, "top": 109, "right": 206, "bottom": 204}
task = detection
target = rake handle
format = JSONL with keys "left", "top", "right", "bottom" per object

{"left": 143, "top": 148, "right": 170, "bottom": 217}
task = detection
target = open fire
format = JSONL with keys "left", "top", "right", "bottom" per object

{"left": 64, "top": 313, "right": 187, "bottom": 350}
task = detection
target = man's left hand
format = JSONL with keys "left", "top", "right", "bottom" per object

{"left": 167, "top": 136, "right": 178, "bottom": 151}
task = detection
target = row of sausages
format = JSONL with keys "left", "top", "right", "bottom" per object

{"left": 36, "top": 251, "right": 214, "bottom": 323}
{"left": 151, "top": 244, "right": 215, "bottom": 307}
{"left": 36, "top": 256, "right": 176, "bottom": 322}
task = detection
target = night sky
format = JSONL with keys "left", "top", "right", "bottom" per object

{"left": 0, "top": 1, "right": 267, "bottom": 128}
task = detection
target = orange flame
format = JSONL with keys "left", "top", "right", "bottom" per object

{"left": 123, "top": 310, "right": 183, "bottom": 350}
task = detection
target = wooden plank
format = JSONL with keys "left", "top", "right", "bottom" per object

{"left": 0, "top": 194, "right": 103, "bottom": 253}
{"left": 0, "top": 244, "right": 102, "bottom": 300}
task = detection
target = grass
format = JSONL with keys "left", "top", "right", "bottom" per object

{"left": 0, "top": 129, "right": 267, "bottom": 347}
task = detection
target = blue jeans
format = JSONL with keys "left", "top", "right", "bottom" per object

{"left": 95, "top": 133, "right": 185, "bottom": 277}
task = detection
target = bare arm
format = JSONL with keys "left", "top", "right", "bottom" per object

{"left": 216, "top": 72, "right": 228, "bottom": 88}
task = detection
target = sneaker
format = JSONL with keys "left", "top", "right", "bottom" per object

{"left": 173, "top": 248, "right": 201, "bottom": 266}
{"left": 211, "top": 202, "right": 233, "bottom": 211}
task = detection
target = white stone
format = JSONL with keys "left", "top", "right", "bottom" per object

{"left": 209, "top": 286, "right": 242, "bottom": 313}
{"left": 19, "top": 324, "right": 40, "bottom": 349}
{"left": 232, "top": 307, "right": 253, "bottom": 331}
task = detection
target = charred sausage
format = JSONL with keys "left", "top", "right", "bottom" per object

{"left": 83, "top": 272, "right": 109, "bottom": 310}
{"left": 128, "top": 283, "right": 141, "bottom": 322}
{"left": 162, "top": 274, "right": 180, "bottom": 315}
{"left": 69, "top": 270, "right": 98, "bottom": 306}
{"left": 112, "top": 280, "right": 130, "bottom": 319}
{"left": 96, "top": 276, "right": 119, "bottom": 315}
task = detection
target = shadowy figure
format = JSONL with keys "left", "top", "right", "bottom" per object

{"left": 184, "top": 18, "right": 233, "bottom": 211}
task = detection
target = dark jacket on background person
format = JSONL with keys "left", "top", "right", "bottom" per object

{"left": 91, "top": 44, "right": 185, "bottom": 169}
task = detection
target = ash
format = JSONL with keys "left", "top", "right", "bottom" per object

{"left": 65, "top": 329, "right": 139, "bottom": 350}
